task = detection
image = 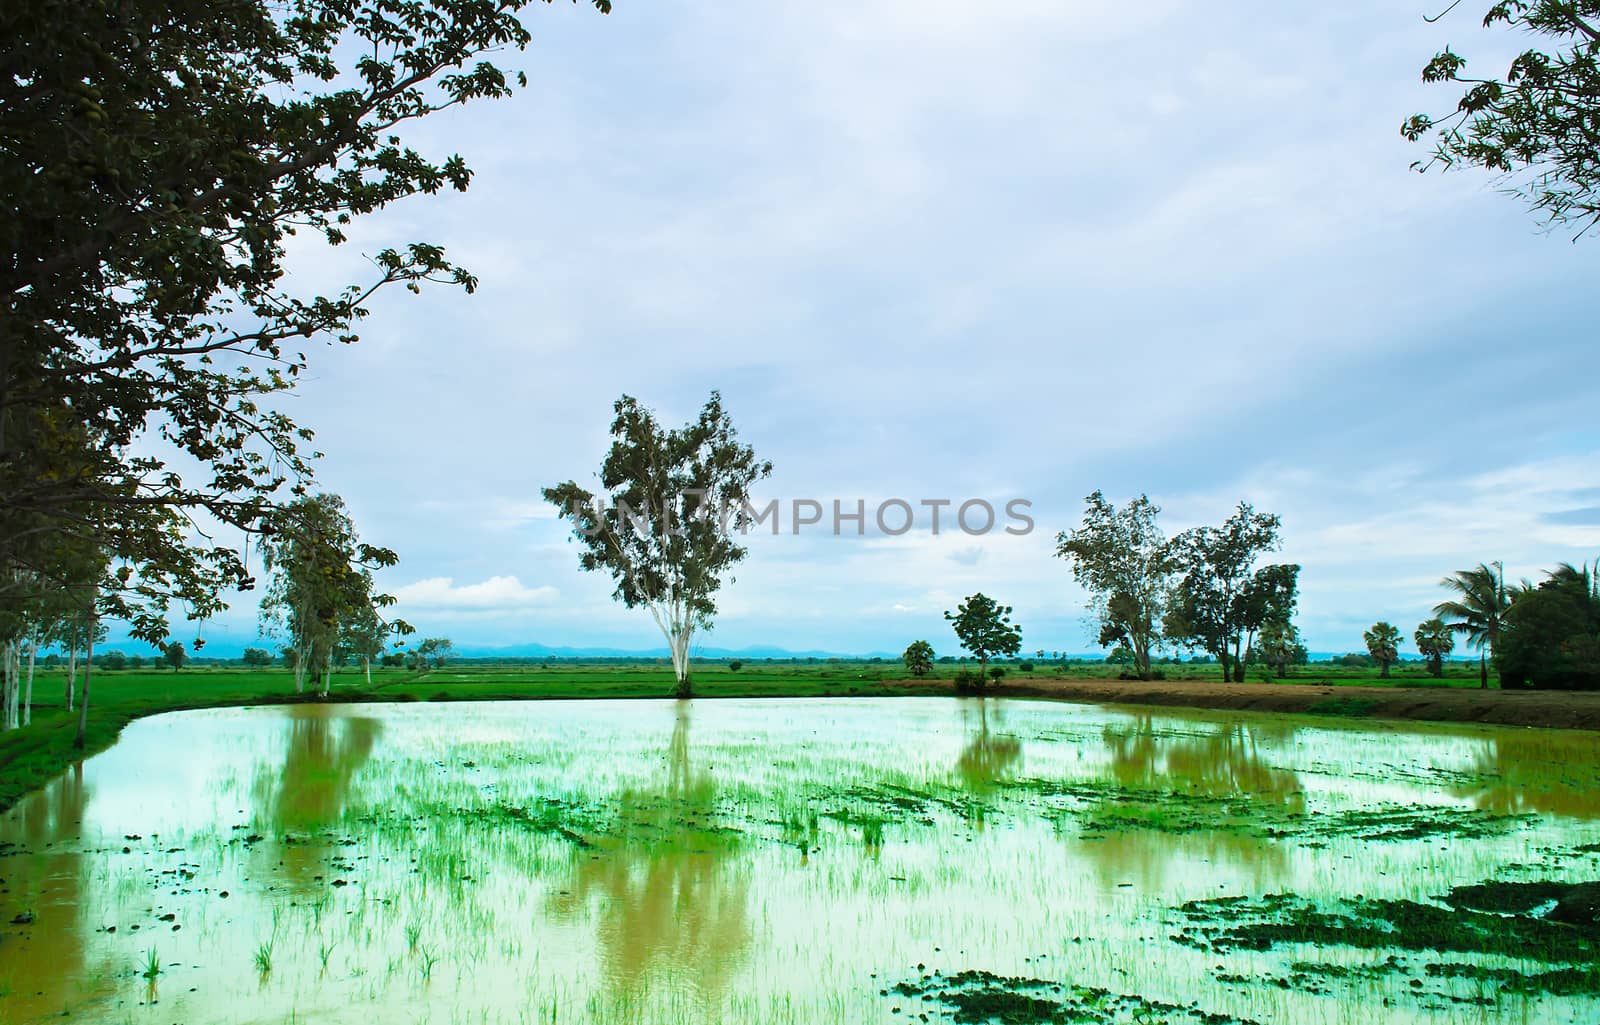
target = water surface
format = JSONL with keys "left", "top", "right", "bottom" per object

{"left": 1, "top": 698, "right": 1597, "bottom": 1024}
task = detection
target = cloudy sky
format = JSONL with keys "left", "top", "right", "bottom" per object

{"left": 155, "top": 1, "right": 1599, "bottom": 658}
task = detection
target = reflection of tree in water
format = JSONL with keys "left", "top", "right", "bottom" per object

{"left": 248, "top": 706, "right": 381, "bottom": 888}
{"left": 547, "top": 702, "right": 750, "bottom": 1011}
{"left": 953, "top": 700, "right": 1023, "bottom": 831}
{"left": 1073, "top": 717, "right": 1301, "bottom": 890}
{"left": 253, "top": 705, "right": 381, "bottom": 831}
{"left": 955, "top": 700, "right": 1023, "bottom": 791}
{"left": 0, "top": 762, "right": 104, "bottom": 1020}
{"left": 1456, "top": 732, "right": 1600, "bottom": 819}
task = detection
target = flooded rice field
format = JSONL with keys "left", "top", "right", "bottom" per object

{"left": 1, "top": 697, "right": 1598, "bottom": 1025}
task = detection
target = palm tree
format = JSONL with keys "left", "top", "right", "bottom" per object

{"left": 1433, "top": 562, "right": 1510, "bottom": 690}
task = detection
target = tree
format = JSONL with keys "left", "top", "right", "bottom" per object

{"left": 1163, "top": 503, "right": 1295, "bottom": 682}
{"left": 903, "top": 640, "right": 935, "bottom": 678}
{"left": 1364, "top": 622, "right": 1402, "bottom": 678}
{"left": 1, "top": 0, "right": 611, "bottom": 649}
{"left": 1404, "top": 2, "right": 1600, "bottom": 235}
{"left": 1414, "top": 618, "right": 1456, "bottom": 677}
{"left": 1054, "top": 492, "right": 1173, "bottom": 680}
{"left": 727, "top": 660, "right": 742, "bottom": 672}
{"left": 241, "top": 647, "right": 272, "bottom": 668}
{"left": 411, "top": 637, "right": 454, "bottom": 672}
{"left": 259, "top": 495, "right": 402, "bottom": 696}
{"left": 944, "top": 594, "right": 1022, "bottom": 691}
{"left": 1434, "top": 562, "right": 1513, "bottom": 688}
{"left": 544, "top": 392, "right": 772, "bottom": 699}
{"left": 1256, "top": 619, "right": 1307, "bottom": 680}
{"left": 162, "top": 641, "right": 188, "bottom": 671}
{"left": 98, "top": 650, "right": 128, "bottom": 671}
{"left": 1496, "top": 563, "right": 1600, "bottom": 689}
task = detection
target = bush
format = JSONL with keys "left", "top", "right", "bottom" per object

{"left": 1018, "top": 661, "right": 1034, "bottom": 673}
{"left": 952, "top": 669, "right": 983, "bottom": 693}
{"left": 988, "top": 666, "right": 1006, "bottom": 683}
{"left": 728, "top": 660, "right": 743, "bottom": 672}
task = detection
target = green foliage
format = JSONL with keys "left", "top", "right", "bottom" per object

{"left": 1405, "top": 2, "right": 1600, "bottom": 234}
{"left": 1256, "top": 619, "right": 1306, "bottom": 679}
{"left": 1435, "top": 562, "right": 1512, "bottom": 688}
{"left": 1055, "top": 491, "right": 1173, "bottom": 680}
{"left": 1364, "top": 621, "right": 1402, "bottom": 677}
{"left": 1498, "top": 563, "right": 1600, "bottom": 689}
{"left": 1414, "top": 618, "right": 1456, "bottom": 677}
{"left": 544, "top": 392, "right": 772, "bottom": 699}
{"left": 727, "top": 660, "right": 743, "bottom": 672}
{"left": 162, "top": 641, "right": 187, "bottom": 672}
{"left": 0, "top": 0, "right": 609, "bottom": 644}
{"left": 259, "top": 494, "right": 402, "bottom": 695}
{"left": 240, "top": 647, "right": 272, "bottom": 668}
{"left": 97, "top": 649, "right": 127, "bottom": 671}
{"left": 410, "top": 638, "right": 455, "bottom": 672}
{"left": 902, "top": 639, "right": 935, "bottom": 678}
{"left": 1105, "top": 644, "right": 1135, "bottom": 665}
{"left": 944, "top": 593, "right": 1022, "bottom": 689}
{"left": 1163, "top": 502, "right": 1296, "bottom": 682}
{"left": 1017, "top": 660, "right": 1035, "bottom": 673}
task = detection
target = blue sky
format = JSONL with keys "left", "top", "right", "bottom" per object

{"left": 133, "top": 1, "right": 1599, "bottom": 658}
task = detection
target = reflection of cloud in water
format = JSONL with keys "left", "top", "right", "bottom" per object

{"left": 1457, "top": 732, "right": 1600, "bottom": 820}
{"left": 547, "top": 702, "right": 751, "bottom": 1009}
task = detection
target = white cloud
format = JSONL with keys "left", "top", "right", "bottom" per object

{"left": 392, "top": 576, "right": 559, "bottom": 613}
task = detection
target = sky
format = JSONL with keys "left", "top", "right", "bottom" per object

{"left": 129, "top": 1, "right": 1600, "bottom": 659}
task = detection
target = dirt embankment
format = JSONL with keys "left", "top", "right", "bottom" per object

{"left": 906, "top": 677, "right": 1600, "bottom": 732}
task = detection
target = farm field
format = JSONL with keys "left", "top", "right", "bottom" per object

{"left": 0, "top": 658, "right": 1550, "bottom": 816}
{"left": 3, "top": 697, "right": 1598, "bottom": 1025}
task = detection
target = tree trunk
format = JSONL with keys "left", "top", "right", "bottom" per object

{"left": 668, "top": 628, "right": 693, "bottom": 700}
{"left": 1381, "top": 662, "right": 1390, "bottom": 679}
{"left": 3, "top": 640, "right": 17, "bottom": 730}
{"left": 66, "top": 647, "right": 77, "bottom": 712}
{"left": 1480, "top": 652, "right": 1487, "bottom": 690}
{"left": 75, "top": 629, "right": 95, "bottom": 750}
{"left": 23, "top": 634, "right": 36, "bottom": 726}
{"left": 363, "top": 656, "right": 372, "bottom": 688}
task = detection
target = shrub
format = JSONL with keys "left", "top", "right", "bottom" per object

{"left": 988, "top": 666, "right": 1006, "bottom": 683}
{"left": 952, "top": 669, "right": 984, "bottom": 693}
{"left": 728, "top": 660, "right": 743, "bottom": 672}
{"left": 1017, "top": 661, "right": 1035, "bottom": 673}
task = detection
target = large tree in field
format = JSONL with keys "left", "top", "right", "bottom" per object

{"left": 1434, "top": 561, "right": 1512, "bottom": 689}
{"left": 902, "top": 640, "right": 935, "bottom": 678}
{"left": 1364, "top": 621, "right": 1402, "bottom": 678}
{"left": 0, "top": 0, "right": 610, "bottom": 646}
{"left": 945, "top": 593, "right": 1022, "bottom": 691}
{"left": 1164, "top": 503, "right": 1297, "bottom": 683}
{"left": 1054, "top": 492, "right": 1173, "bottom": 681}
{"left": 259, "top": 494, "right": 403, "bottom": 697}
{"left": 1404, "top": 1, "right": 1600, "bottom": 235}
{"left": 1414, "top": 617, "right": 1456, "bottom": 677}
{"left": 544, "top": 392, "right": 772, "bottom": 699}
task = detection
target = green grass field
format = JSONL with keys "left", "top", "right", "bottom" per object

{"left": 0, "top": 656, "right": 1494, "bottom": 813}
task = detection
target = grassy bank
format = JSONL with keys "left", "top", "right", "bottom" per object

{"left": 0, "top": 658, "right": 1531, "bottom": 814}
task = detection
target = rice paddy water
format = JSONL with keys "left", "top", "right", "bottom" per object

{"left": 1, "top": 697, "right": 1597, "bottom": 1024}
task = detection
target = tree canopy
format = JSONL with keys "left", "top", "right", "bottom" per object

{"left": 1, "top": 0, "right": 609, "bottom": 645}
{"left": 1055, "top": 492, "right": 1173, "bottom": 681}
{"left": 544, "top": 392, "right": 772, "bottom": 699}
{"left": 258, "top": 494, "right": 402, "bottom": 696}
{"left": 945, "top": 593, "right": 1022, "bottom": 688}
{"left": 1404, "top": 1, "right": 1600, "bottom": 235}
{"left": 1364, "top": 621, "right": 1402, "bottom": 677}
{"left": 1163, "top": 503, "right": 1297, "bottom": 683}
